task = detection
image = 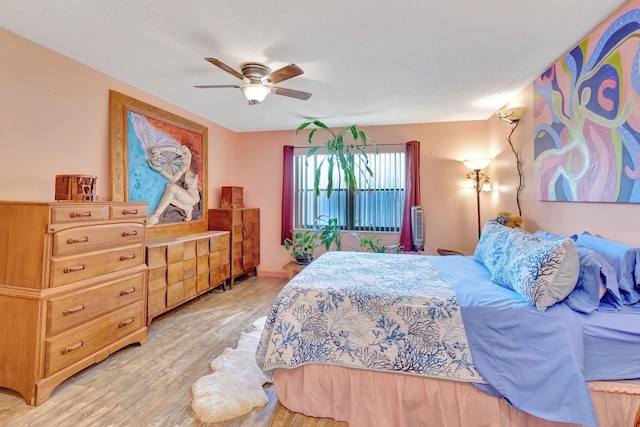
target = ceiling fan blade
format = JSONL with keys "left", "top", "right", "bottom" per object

{"left": 194, "top": 84, "right": 241, "bottom": 89}
{"left": 272, "top": 87, "right": 312, "bottom": 100}
{"left": 204, "top": 58, "right": 245, "bottom": 80}
{"left": 265, "top": 64, "right": 303, "bottom": 84}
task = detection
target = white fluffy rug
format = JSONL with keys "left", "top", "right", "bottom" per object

{"left": 191, "top": 316, "right": 272, "bottom": 423}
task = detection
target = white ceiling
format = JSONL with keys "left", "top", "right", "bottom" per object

{"left": 0, "top": 0, "right": 629, "bottom": 132}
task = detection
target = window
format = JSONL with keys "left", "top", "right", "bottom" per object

{"left": 293, "top": 149, "right": 405, "bottom": 232}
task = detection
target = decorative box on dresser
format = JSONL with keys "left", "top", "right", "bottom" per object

{"left": 208, "top": 208, "right": 260, "bottom": 288}
{"left": 145, "top": 230, "right": 230, "bottom": 325}
{"left": 0, "top": 201, "right": 148, "bottom": 405}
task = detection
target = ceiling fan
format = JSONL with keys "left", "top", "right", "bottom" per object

{"left": 194, "top": 57, "right": 312, "bottom": 105}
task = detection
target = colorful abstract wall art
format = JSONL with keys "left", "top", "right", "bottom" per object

{"left": 533, "top": 1, "right": 640, "bottom": 203}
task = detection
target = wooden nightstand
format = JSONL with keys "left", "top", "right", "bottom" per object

{"left": 282, "top": 261, "right": 307, "bottom": 280}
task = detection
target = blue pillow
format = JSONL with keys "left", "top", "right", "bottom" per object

{"left": 564, "top": 244, "right": 620, "bottom": 314}
{"left": 575, "top": 232, "right": 640, "bottom": 305}
{"left": 490, "top": 227, "right": 580, "bottom": 312}
{"left": 534, "top": 232, "right": 621, "bottom": 313}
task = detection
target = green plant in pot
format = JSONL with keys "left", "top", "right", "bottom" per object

{"left": 284, "top": 230, "right": 318, "bottom": 265}
{"left": 296, "top": 120, "right": 376, "bottom": 198}
{"left": 316, "top": 215, "right": 343, "bottom": 251}
{"left": 353, "top": 233, "right": 404, "bottom": 253}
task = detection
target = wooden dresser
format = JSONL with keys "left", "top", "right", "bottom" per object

{"left": 0, "top": 201, "right": 148, "bottom": 405}
{"left": 208, "top": 208, "right": 260, "bottom": 288}
{"left": 145, "top": 230, "right": 230, "bottom": 324}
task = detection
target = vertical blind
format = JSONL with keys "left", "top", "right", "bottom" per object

{"left": 293, "top": 150, "right": 405, "bottom": 231}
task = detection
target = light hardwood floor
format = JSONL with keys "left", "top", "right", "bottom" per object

{"left": 0, "top": 275, "right": 348, "bottom": 427}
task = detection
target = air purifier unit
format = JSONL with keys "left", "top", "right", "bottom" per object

{"left": 411, "top": 206, "right": 424, "bottom": 251}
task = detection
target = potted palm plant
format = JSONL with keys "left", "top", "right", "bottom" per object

{"left": 296, "top": 120, "right": 376, "bottom": 198}
{"left": 284, "top": 230, "right": 318, "bottom": 265}
{"left": 294, "top": 120, "right": 376, "bottom": 255}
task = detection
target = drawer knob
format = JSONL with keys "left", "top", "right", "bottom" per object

{"left": 63, "top": 264, "right": 85, "bottom": 273}
{"left": 118, "top": 317, "right": 135, "bottom": 328}
{"left": 69, "top": 211, "right": 91, "bottom": 218}
{"left": 61, "top": 341, "right": 83, "bottom": 355}
{"left": 122, "top": 209, "right": 138, "bottom": 215}
{"left": 119, "top": 287, "right": 136, "bottom": 296}
{"left": 62, "top": 304, "right": 85, "bottom": 316}
{"left": 121, "top": 230, "right": 138, "bottom": 237}
{"left": 119, "top": 254, "right": 136, "bottom": 261}
{"left": 66, "top": 236, "right": 89, "bottom": 244}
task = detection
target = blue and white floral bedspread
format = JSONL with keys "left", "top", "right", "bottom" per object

{"left": 256, "top": 251, "right": 484, "bottom": 382}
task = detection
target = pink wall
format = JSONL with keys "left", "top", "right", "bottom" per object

{"left": 0, "top": 28, "right": 237, "bottom": 208}
{"left": 3, "top": 27, "right": 637, "bottom": 277}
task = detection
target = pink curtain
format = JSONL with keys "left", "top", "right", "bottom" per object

{"left": 281, "top": 145, "right": 294, "bottom": 244}
{"left": 399, "top": 140, "right": 421, "bottom": 251}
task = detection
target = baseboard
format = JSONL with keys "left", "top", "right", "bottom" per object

{"left": 257, "top": 270, "right": 288, "bottom": 278}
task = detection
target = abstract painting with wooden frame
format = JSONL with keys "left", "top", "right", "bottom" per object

{"left": 109, "top": 90, "right": 208, "bottom": 239}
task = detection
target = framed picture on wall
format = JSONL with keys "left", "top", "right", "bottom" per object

{"left": 109, "top": 90, "right": 208, "bottom": 238}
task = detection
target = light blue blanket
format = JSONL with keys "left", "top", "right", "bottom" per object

{"left": 430, "top": 256, "right": 598, "bottom": 427}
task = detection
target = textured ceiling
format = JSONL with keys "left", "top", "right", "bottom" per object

{"left": 0, "top": 0, "right": 629, "bottom": 132}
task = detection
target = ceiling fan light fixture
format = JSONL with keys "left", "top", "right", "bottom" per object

{"left": 199, "top": 58, "right": 311, "bottom": 103}
{"left": 240, "top": 83, "right": 270, "bottom": 104}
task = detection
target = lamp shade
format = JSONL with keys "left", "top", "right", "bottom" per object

{"left": 496, "top": 106, "right": 525, "bottom": 124}
{"left": 240, "top": 84, "right": 271, "bottom": 103}
{"left": 462, "top": 158, "right": 492, "bottom": 171}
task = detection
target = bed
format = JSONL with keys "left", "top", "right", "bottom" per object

{"left": 256, "top": 224, "right": 640, "bottom": 427}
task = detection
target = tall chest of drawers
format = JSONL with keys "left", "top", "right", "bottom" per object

{"left": 208, "top": 208, "right": 260, "bottom": 288}
{"left": 0, "top": 201, "right": 148, "bottom": 405}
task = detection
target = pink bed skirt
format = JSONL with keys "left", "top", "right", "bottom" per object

{"left": 274, "top": 365, "right": 640, "bottom": 427}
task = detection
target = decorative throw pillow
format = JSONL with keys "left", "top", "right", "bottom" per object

{"left": 489, "top": 228, "right": 523, "bottom": 290}
{"left": 474, "top": 221, "right": 513, "bottom": 276}
{"left": 490, "top": 228, "right": 580, "bottom": 312}
{"left": 575, "top": 232, "right": 640, "bottom": 305}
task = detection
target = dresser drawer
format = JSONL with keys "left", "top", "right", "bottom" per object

{"left": 47, "top": 271, "right": 146, "bottom": 336}
{"left": 52, "top": 223, "right": 145, "bottom": 256}
{"left": 50, "top": 205, "right": 107, "bottom": 223}
{"left": 232, "top": 225, "right": 243, "bottom": 242}
{"left": 49, "top": 244, "right": 144, "bottom": 287}
{"left": 232, "top": 209, "right": 243, "bottom": 224}
{"left": 109, "top": 204, "right": 148, "bottom": 220}
{"left": 44, "top": 302, "right": 144, "bottom": 377}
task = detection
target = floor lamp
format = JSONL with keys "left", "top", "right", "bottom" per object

{"left": 462, "top": 159, "right": 492, "bottom": 239}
